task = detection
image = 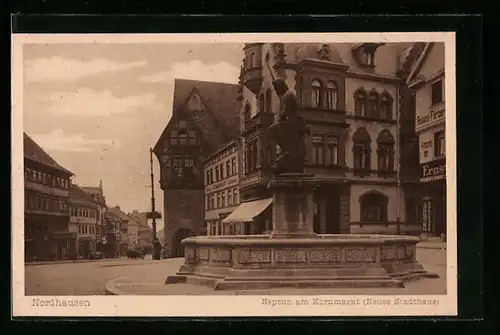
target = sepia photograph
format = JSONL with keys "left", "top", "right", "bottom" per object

{"left": 11, "top": 33, "right": 456, "bottom": 317}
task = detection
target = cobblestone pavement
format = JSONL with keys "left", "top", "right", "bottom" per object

{"left": 24, "top": 248, "right": 448, "bottom": 296}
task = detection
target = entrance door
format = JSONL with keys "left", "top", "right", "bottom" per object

{"left": 325, "top": 192, "right": 340, "bottom": 234}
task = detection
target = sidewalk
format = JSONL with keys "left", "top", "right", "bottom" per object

{"left": 416, "top": 240, "right": 447, "bottom": 250}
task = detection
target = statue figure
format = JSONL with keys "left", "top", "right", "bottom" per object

{"left": 268, "top": 78, "right": 310, "bottom": 175}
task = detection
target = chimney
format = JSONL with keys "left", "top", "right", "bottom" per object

{"left": 99, "top": 180, "right": 103, "bottom": 192}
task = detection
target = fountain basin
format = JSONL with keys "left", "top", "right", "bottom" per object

{"left": 165, "top": 234, "right": 439, "bottom": 291}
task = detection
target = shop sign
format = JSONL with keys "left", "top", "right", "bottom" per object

{"left": 420, "top": 158, "right": 446, "bottom": 179}
{"left": 206, "top": 176, "right": 238, "bottom": 193}
{"left": 416, "top": 107, "right": 445, "bottom": 130}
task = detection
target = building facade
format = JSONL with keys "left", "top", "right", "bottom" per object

{"left": 153, "top": 79, "right": 240, "bottom": 257}
{"left": 234, "top": 42, "right": 424, "bottom": 235}
{"left": 204, "top": 139, "right": 242, "bottom": 236}
{"left": 407, "top": 42, "right": 446, "bottom": 238}
{"left": 24, "top": 133, "right": 76, "bottom": 262}
{"left": 68, "top": 184, "right": 100, "bottom": 258}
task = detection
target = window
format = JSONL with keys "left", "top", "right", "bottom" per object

{"left": 368, "top": 92, "right": 379, "bottom": 118}
{"left": 361, "top": 50, "right": 375, "bottom": 66}
{"left": 431, "top": 80, "right": 443, "bottom": 105}
{"left": 352, "top": 128, "right": 371, "bottom": 171}
{"left": 178, "top": 130, "right": 187, "bottom": 146}
{"left": 206, "top": 170, "right": 211, "bottom": 185}
{"left": 178, "top": 120, "right": 187, "bottom": 129}
{"left": 31, "top": 169, "right": 37, "bottom": 181}
{"left": 265, "top": 89, "right": 272, "bottom": 113}
{"left": 211, "top": 168, "right": 215, "bottom": 183}
{"left": 376, "top": 130, "right": 395, "bottom": 172}
{"left": 434, "top": 130, "right": 445, "bottom": 157}
{"left": 220, "top": 164, "right": 225, "bottom": 179}
{"left": 226, "top": 160, "right": 231, "bottom": 177}
{"left": 211, "top": 195, "right": 215, "bottom": 210}
{"left": 246, "top": 141, "right": 255, "bottom": 173}
{"left": 354, "top": 89, "right": 367, "bottom": 116}
{"left": 232, "top": 158, "right": 236, "bottom": 175}
{"left": 206, "top": 195, "right": 210, "bottom": 210}
{"left": 216, "top": 193, "right": 221, "bottom": 209}
{"left": 172, "top": 159, "right": 183, "bottom": 177}
{"left": 188, "top": 130, "right": 197, "bottom": 145}
{"left": 326, "top": 136, "right": 338, "bottom": 166}
{"left": 311, "top": 80, "right": 321, "bottom": 108}
{"left": 221, "top": 192, "right": 226, "bottom": 207}
{"left": 25, "top": 168, "right": 31, "bottom": 180}
{"left": 244, "top": 104, "right": 251, "bottom": 121}
{"left": 311, "top": 136, "right": 324, "bottom": 165}
{"left": 169, "top": 130, "right": 178, "bottom": 145}
{"left": 215, "top": 166, "right": 219, "bottom": 181}
{"left": 233, "top": 189, "right": 239, "bottom": 204}
{"left": 326, "top": 81, "right": 338, "bottom": 110}
{"left": 228, "top": 191, "right": 233, "bottom": 206}
{"left": 360, "top": 192, "right": 388, "bottom": 222}
{"left": 380, "top": 93, "right": 392, "bottom": 120}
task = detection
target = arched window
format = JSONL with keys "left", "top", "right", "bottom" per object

{"left": 380, "top": 93, "right": 393, "bottom": 120}
{"left": 352, "top": 127, "right": 371, "bottom": 172}
{"left": 354, "top": 89, "right": 367, "bottom": 116}
{"left": 311, "top": 80, "right": 322, "bottom": 108}
{"left": 244, "top": 103, "right": 251, "bottom": 121}
{"left": 377, "top": 129, "right": 395, "bottom": 173}
{"left": 368, "top": 91, "right": 379, "bottom": 118}
{"left": 360, "top": 191, "right": 388, "bottom": 222}
{"left": 265, "top": 89, "right": 272, "bottom": 113}
{"left": 326, "top": 81, "right": 338, "bottom": 110}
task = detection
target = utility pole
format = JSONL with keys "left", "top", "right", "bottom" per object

{"left": 149, "top": 147, "right": 157, "bottom": 242}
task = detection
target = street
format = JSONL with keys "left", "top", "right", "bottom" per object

{"left": 24, "top": 247, "right": 447, "bottom": 296}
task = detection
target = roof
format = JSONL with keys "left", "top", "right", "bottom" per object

{"left": 69, "top": 184, "right": 98, "bottom": 208}
{"left": 128, "top": 210, "right": 150, "bottom": 228}
{"left": 104, "top": 210, "right": 121, "bottom": 220}
{"left": 109, "top": 206, "right": 130, "bottom": 221}
{"left": 23, "top": 133, "right": 73, "bottom": 175}
{"left": 172, "top": 78, "right": 241, "bottom": 150}
{"left": 81, "top": 186, "right": 101, "bottom": 194}
{"left": 406, "top": 42, "right": 434, "bottom": 85}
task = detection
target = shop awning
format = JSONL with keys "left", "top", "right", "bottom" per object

{"left": 222, "top": 198, "right": 273, "bottom": 224}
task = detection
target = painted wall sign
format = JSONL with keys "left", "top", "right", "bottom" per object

{"left": 420, "top": 158, "right": 446, "bottom": 179}
{"left": 416, "top": 107, "right": 445, "bottom": 130}
{"left": 206, "top": 176, "right": 238, "bottom": 193}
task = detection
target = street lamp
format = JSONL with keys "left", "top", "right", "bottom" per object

{"left": 147, "top": 147, "right": 162, "bottom": 259}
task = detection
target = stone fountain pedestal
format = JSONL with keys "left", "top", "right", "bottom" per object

{"left": 165, "top": 173, "right": 438, "bottom": 291}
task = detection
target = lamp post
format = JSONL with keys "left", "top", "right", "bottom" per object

{"left": 148, "top": 147, "right": 162, "bottom": 259}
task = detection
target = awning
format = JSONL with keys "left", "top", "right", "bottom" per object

{"left": 222, "top": 198, "right": 273, "bottom": 224}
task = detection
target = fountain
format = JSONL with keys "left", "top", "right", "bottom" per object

{"left": 165, "top": 78, "right": 438, "bottom": 291}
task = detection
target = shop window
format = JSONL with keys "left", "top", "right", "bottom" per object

{"left": 360, "top": 191, "right": 388, "bottom": 222}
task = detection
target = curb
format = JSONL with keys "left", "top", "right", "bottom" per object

{"left": 105, "top": 277, "right": 132, "bottom": 295}
{"left": 25, "top": 258, "right": 129, "bottom": 266}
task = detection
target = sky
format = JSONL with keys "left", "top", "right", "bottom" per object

{"left": 23, "top": 42, "right": 245, "bottom": 221}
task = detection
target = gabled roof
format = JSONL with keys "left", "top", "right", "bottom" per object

{"left": 171, "top": 78, "right": 241, "bottom": 150}
{"left": 406, "top": 42, "right": 434, "bottom": 85}
{"left": 23, "top": 133, "right": 73, "bottom": 175}
{"left": 69, "top": 184, "right": 98, "bottom": 208}
{"left": 109, "top": 206, "right": 130, "bottom": 221}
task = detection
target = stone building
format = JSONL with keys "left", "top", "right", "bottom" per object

{"left": 204, "top": 138, "right": 242, "bottom": 236}
{"left": 406, "top": 42, "right": 446, "bottom": 238}
{"left": 68, "top": 184, "right": 100, "bottom": 258}
{"left": 24, "top": 133, "right": 76, "bottom": 261}
{"left": 237, "top": 42, "right": 424, "bottom": 235}
{"left": 153, "top": 79, "right": 240, "bottom": 257}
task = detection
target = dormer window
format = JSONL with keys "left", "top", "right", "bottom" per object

{"left": 361, "top": 50, "right": 375, "bottom": 67}
{"left": 353, "top": 43, "right": 383, "bottom": 68}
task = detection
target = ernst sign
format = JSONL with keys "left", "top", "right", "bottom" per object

{"left": 420, "top": 158, "right": 446, "bottom": 179}
{"left": 416, "top": 107, "right": 445, "bottom": 130}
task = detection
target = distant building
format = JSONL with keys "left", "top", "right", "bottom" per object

{"left": 153, "top": 79, "right": 240, "bottom": 257}
{"left": 68, "top": 184, "right": 100, "bottom": 258}
{"left": 128, "top": 210, "right": 153, "bottom": 248}
{"left": 24, "top": 133, "right": 75, "bottom": 261}
{"left": 109, "top": 206, "right": 131, "bottom": 254}
{"left": 204, "top": 138, "right": 244, "bottom": 236}
{"left": 406, "top": 42, "right": 446, "bottom": 238}
{"left": 101, "top": 210, "right": 122, "bottom": 258}
{"left": 81, "top": 180, "right": 107, "bottom": 232}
